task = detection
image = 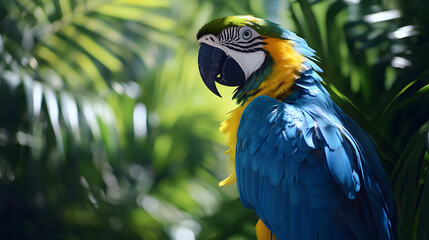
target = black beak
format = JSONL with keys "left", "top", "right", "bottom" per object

{"left": 198, "top": 44, "right": 245, "bottom": 97}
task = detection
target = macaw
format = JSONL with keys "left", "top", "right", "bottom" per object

{"left": 196, "top": 16, "right": 397, "bottom": 240}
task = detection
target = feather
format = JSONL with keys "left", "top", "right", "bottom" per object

{"left": 325, "top": 144, "right": 360, "bottom": 199}
{"left": 301, "top": 206, "right": 319, "bottom": 239}
{"left": 235, "top": 93, "right": 396, "bottom": 240}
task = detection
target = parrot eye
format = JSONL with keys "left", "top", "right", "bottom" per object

{"left": 242, "top": 29, "right": 252, "bottom": 40}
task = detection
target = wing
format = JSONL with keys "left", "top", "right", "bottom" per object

{"left": 236, "top": 95, "right": 396, "bottom": 240}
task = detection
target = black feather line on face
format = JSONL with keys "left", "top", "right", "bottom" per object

{"left": 235, "top": 36, "right": 265, "bottom": 44}
{"left": 228, "top": 41, "right": 264, "bottom": 50}
{"left": 222, "top": 45, "right": 265, "bottom": 53}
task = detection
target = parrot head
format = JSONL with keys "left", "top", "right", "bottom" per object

{"left": 197, "top": 15, "right": 319, "bottom": 104}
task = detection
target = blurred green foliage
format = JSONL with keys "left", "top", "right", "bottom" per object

{"left": 0, "top": 0, "right": 428, "bottom": 239}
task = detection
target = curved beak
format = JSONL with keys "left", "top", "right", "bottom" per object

{"left": 198, "top": 44, "right": 245, "bottom": 97}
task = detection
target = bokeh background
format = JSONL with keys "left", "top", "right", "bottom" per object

{"left": 1, "top": 0, "right": 428, "bottom": 239}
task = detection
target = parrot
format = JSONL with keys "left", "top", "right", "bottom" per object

{"left": 196, "top": 16, "right": 397, "bottom": 240}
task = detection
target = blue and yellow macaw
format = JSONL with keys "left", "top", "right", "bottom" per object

{"left": 197, "top": 16, "right": 397, "bottom": 240}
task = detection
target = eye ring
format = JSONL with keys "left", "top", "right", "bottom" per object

{"left": 242, "top": 29, "right": 252, "bottom": 40}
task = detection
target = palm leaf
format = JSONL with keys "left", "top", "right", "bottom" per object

{"left": 390, "top": 122, "right": 429, "bottom": 239}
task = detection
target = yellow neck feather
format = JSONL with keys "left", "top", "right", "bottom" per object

{"left": 219, "top": 38, "right": 305, "bottom": 186}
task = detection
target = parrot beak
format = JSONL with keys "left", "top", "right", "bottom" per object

{"left": 198, "top": 44, "right": 246, "bottom": 97}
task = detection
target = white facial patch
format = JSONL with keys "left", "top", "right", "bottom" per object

{"left": 226, "top": 50, "right": 265, "bottom": 80}
{"left": 198, "top": 28, "right": 266, "bottom": 81}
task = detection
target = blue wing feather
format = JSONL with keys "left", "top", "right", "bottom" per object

{"left": 236, "top": 92, "right": 396, "bottom": 239}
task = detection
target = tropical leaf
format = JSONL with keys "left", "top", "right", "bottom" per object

{"left": 390, "top": 122, "right": 429, "bottom": 239}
